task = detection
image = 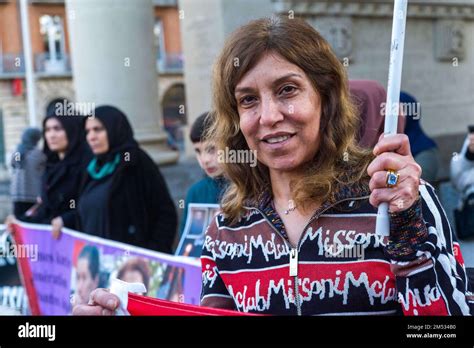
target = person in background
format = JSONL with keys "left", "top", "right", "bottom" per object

{"left": 451, "top": 127, "right": 474, "bottom": 239}
{"left": 78, "top": 106, "right": 177, "bottom": 253}
{"left": 74, "top": 245, "right": 100, "bottom": 305}
{"left": 400, "top": 91, "right": 440, "bottom": 183}
{"left": 349, "top": 80, "right": 405, "bottom": 149}
{"left": 179, "top": 112, "right": 227, "bottom": 237}
{"left": 116, "top": 258, "right": 150, "bottom": 295}
{"left": 9, "top": 128, "right": 46, "bottom": 217}
{"left": 13, "top": 107, "right": 91, "bottom": 239}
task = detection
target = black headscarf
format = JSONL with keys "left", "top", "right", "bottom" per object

{"left": 42, "top": 112, "right": 89, "bottom": 190}
{"left": 88, "top": 106, "right": 139, "bottom": 165}
{"left": 43, "top": 114, "right": 87, "bottom": 163}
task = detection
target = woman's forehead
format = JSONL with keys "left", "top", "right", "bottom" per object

{"left": 85, "top": 117, "right": 103, "bottom": 128}
{"left": 235, "top": 53, "right": 306, "bottom": 91}
{"left": 45, "top": 117, "right": 61, "bottom": 127}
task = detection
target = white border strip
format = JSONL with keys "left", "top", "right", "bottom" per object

{"left": 15, "top": 220, "right": 201, "bottom": 267}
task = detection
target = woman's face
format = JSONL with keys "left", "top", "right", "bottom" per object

{"left": 44, "top": 118, "right": 68, "bottom": 154}
{"left": 235, "top": 53, "right": 322, "bottom": 172}
{"left": 85, "top": 118, "right": 109, "bottom": 155}
{"left": 120, "top": 270, "right": 144, "bottom": 285}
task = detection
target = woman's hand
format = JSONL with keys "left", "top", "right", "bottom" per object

{"left": 72, "top": 288, "right": 120, "bottom": 316}
{"left": 367, "top": 134, "right": 422, "bottom": 213}
{"left": 51, "top": 217, "right": 64, "bottom": 240}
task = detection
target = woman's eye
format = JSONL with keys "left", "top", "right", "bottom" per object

{"left": 240, "top": 96, "right": 256, "bottom": 106}
{"left": 280, "top": 85, "right": 297, "bottom": 95}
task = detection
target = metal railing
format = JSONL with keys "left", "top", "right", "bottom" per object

{"left": 157, "top": 53, "right": 183, "bottom": 74}
{"left": 2, "top": 51, "right": 179, "bottom": 77}
{"left": 34, "top": 52, "right": 72, "bottom": 75}
{"left": 0, "top": 52, "right": 72, "bottom": 77}
{"left": 0, "top": 53, "right": 25, "bottom": 77}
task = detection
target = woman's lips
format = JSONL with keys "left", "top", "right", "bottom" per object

{"left": 206, "top": 167, "right": 217, "bottom": 174}
{"left": 261, "top": 133, "right": 295, "bottom": 149}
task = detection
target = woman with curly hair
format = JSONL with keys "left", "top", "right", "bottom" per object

{"left": 74, "top": 16, "right": 472, "bottom": 316}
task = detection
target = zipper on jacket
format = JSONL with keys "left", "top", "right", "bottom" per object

{"left": 289, "top": 248, "right": 298, "bottom": 276}
{"left": 249, "top": 194, "right": 370, "bottom": 316}
{"left": 293, "top": 195, "right": 369, "bottom": 316}
{"left": 290, "top": 247, "right": 301, "bottom": 315}
{"left": 251, "top": 208, "right": 299, "bottom": 315}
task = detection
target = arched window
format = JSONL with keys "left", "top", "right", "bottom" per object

{"left": 39, "top": 15, "right": 66, "bottom": 73}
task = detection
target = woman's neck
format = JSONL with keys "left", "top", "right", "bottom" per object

{"left": 269, "top": 168, "right": 320, "bottom": 215}
{"left": 270, "top": 169, "right": 299, "bottom": 203}
{"left": 58, "top": 152, "right": 66, "bottom": 160}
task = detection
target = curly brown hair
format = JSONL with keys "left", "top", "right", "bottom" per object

{"left": 208, "top": 15, "right": 373, "bottom": 223}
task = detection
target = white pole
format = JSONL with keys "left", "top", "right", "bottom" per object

{"left": 19, "top": 0, "right": 37, "bottom": 127}
{"left": 375, "top": 0, "right": 408, "bottom": 236}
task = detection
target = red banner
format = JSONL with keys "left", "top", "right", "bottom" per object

{"left": 127, "top": 293, "right": 254, "bottom": 316}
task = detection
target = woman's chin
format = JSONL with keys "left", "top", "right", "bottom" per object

{"left": 92, "top": 149, "right": 107, "bottom": 155}
{"left": 264, "top": 157, "right": 302, "bottom": 173}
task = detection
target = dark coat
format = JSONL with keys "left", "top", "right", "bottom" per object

{"left": 78, "top": 147, "right": 177, "bottom": 253}
{"left": 19, "top": 114, "right": 90, "bottom": 227}
{"left": 77, "top": 105, "right": 177, "bottom": 253}
{"left": 30, "top": 152, "right": 88, "bottom": 227}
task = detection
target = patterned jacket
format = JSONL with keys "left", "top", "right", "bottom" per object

{"left": 200, "top": 181, "right": 473, "bottom": 315}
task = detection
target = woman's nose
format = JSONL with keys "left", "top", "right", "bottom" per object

{"left": 260, "top": 97, "right": 283, "bottom": 126}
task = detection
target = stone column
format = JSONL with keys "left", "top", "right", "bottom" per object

{"left": 178, "top": 0, "right": 274, "bottom": 157}
{"left": 65, "top": 0, "right": 178, "bottom": 164}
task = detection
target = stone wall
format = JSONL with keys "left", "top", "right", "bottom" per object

{"left": 0, "top": 81, "right": 29, "bottom": 166}
{"left": 274, "top": 0, "right": 474, "bottom": 179}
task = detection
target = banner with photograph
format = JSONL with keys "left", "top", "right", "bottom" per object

{"left": 176, "top": 203, "right": 220, "bottom": 258}
{"left": 11, "top": 221, "right": 201, "bottom": 315}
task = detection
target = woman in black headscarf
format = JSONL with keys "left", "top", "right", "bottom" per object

{"left": 78, "top": 106, "right": 177, "bottom": 253}
{"left": 18, "top": 107, "right": 91, "bottom": 238}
